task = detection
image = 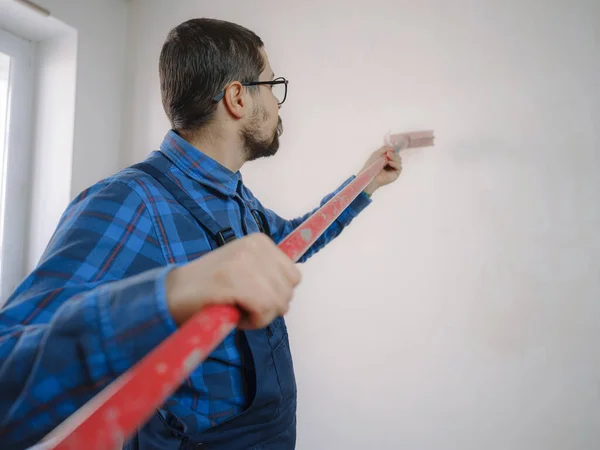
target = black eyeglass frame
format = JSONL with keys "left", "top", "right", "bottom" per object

{"left": 213, "top": 77, "right": 288, "bottom": 105}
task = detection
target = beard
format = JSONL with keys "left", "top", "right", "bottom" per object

{"left": 241, "top": 107, "right": 283, "bottom": 162}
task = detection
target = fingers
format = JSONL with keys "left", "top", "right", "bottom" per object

{"left": 385, "top": 149, "right": 402, "bottom": 165}
{"left": 167, "top": 233, "right": 301, "bottom": 329}
{"left": 238, "top": 270, "right": 286, "bottom": 329}
{"left": 263, "top": 235, "right": 302, "bottom": 287}
{"left": 237, "top": 274, "right": 294, "bottom": 329}
{"left": 386, "top": 158, "right": 402, "bottom": 172}
{"left": 370, "top": 146, "right": 394, "bottom": 161}
{"left": 233, "top": 234, "right": 300, "bottom": 329}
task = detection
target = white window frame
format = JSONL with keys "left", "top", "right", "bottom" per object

{"left": 0, "top": 28, "right": 34, "bottom": 301}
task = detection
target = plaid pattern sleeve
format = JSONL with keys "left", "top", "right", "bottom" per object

{"left": 0, "top": 180, "right": 177, "bottom": 449}
{"left": 252, "top": 175, "right": 372, "bottom": 263}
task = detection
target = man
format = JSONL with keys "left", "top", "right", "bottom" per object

{"left": 0, "top": 18, "right": 402, "bottom": 449}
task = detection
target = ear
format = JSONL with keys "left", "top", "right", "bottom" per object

{"left": 222, "top": 81, "right": 247, "bottom": 119}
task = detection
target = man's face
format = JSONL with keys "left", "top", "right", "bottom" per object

{"left": 241, "top": 48, "right": 283, "bottom": 162}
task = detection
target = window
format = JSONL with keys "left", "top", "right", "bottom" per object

{"left": 0, "top": 28, "right": 34, "bottom": 301}
{"left": 0, "top": 52, "right": 9, "bottom": 176}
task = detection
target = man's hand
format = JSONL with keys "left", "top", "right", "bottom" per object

{"left": 360, "top": 130, "right": 435, "bottom": 196}
{"left": 166, "top": 234, "right": 301, "bottom": 329}
{"left": 361, "top": 146, "right": 403, "bottom": 196}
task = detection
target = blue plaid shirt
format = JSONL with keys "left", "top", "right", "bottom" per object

{"left": 0, "top": 130, "right": 371, "bottom": 448}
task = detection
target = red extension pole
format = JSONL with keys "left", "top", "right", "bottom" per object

{"left": 36, "top": 132, "right": 433, "bottom": 450}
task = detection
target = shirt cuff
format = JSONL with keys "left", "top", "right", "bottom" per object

{"left": 95, "top": 265, "right": 178, "bottom": 375}
{"left": 335, "top": 175, "right": 373, "bottom": 222}
{"left": 347, "top": 190, "right": 372, "bottom": 218}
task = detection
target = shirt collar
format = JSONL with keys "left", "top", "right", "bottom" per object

{"left": 159, "top": 130, "right": 241, "bottom": 196}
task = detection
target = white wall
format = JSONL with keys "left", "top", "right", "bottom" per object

{"left": 28, "top": 33, "right": 76, "bottom": 270}
{"left": 35, "top": 0, "right": 129, "bottom": 198}
{"left": 11, "top": 0, "right": 129, "bottom": 268}
{"left": 0, "top": 53, "right": 8, "bottom": 146}
{"left": 123, "top": 1, "right": 600, "bottom": 449}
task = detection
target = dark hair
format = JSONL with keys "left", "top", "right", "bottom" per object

{"left": 159, "top": 18, "right": 265, "bottom": 131}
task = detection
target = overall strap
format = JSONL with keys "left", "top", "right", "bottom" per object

{"left": 132, "top": 156, "right": 236, "bottom": 247}
{"left": 250, "top": 208, "right": 271, "bottom": 237}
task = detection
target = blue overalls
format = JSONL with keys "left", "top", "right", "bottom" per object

{"left": 124, "top": 155, "right": 297, "bottom": 449}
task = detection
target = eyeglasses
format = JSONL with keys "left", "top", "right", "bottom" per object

{"left": 213, "top": 77, "right": 289, "bottom": 105}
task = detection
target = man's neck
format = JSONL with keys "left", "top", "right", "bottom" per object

{"left": 178, "top": 128, "right": 245, "bottom": 173}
